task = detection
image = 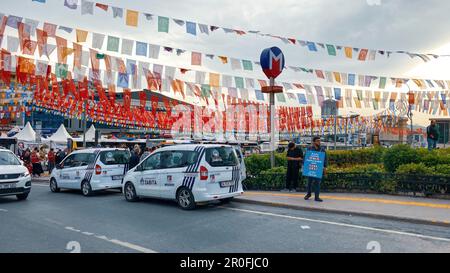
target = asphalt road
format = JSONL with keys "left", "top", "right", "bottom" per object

{"left": 1, "top": 183, "right": 450, "bottom": 253}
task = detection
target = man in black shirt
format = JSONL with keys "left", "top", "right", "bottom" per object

{"left": 427, "top": 120, "right": 440, "bottom": 151}
{"left": 284, "top": 142, "right": 303, "bottom": 192}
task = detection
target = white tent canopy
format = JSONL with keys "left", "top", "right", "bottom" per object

{"left": 85, "top": 125, "right": 96, "bottom": 142}
{"left": 45, "top": 124, "right": 73, "bottom": 144}
{"left": 14, "top": 122, "right": 37, "bottom": 142}
{"left": 73, "top": 125, "right": 96, "bottom": 142}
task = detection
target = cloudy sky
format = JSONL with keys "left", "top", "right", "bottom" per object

{"left": 1, "top": 0, "right": 450, "bottom": 124}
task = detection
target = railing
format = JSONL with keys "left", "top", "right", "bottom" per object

{"left": 243, "top": 173, "right": 450, "bottom": 197}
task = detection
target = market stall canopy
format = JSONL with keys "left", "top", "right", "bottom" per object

{"left": 45, "top": 124, "right": 73, "bottom": 144}
{"left": 14, "top": 122, "right": 37, "bottom": 142}
{"left": 72, "top": 125, "right": 96, "bottom": 142}
{"left": 85, "top": 125, "right": 96, "bottom": 142}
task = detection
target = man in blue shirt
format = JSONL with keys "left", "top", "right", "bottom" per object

{"left": 304, "top": 136, "right": 327, "bottom": 202}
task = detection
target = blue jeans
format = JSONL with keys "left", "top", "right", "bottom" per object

{"left": 428, "top": 138, "right": 437, "bottom": 151}
{"left": 307, "top": 177, "right": 322, "bottom": 198}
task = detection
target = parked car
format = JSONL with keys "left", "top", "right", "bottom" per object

{"left": 50, "top": 148, "right": 131, "bottom": 196}
{"left": 122, "top": 144, "right": 244, "bottom": 210}
{"left": 0, "top": 148, "right": 31, "bottom": 200}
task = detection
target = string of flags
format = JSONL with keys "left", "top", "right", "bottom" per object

{"left": 30, "top": 0, "right": 450, "bottom": 63}
{"left": 4, "top": 12, "right": 450, "bottom": 95}
{"left": 2, "top": 45, "right": 449, "bottom": 118}
{"left": 2, "top": 15, "right": 450, "bottom": 114}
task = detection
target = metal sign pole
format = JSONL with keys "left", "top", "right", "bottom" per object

{"left": 269, "top": 78, "right": 275, "bottom": 168}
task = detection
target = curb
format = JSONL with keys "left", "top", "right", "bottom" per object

{"left": 234, "top": 198, "right": 450, "bottom": 228}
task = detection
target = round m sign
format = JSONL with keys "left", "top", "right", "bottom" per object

{"left": 260, "top": 47, "right": 285, "bottom": 79}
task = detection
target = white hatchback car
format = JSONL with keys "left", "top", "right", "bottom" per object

{"left": 0, "top": 148, "right": 31, "bottom": 200}
{"left": 122, "top": 144, "right": 244, "bottom": 210}
{"left": 50, "top": 148, "right": 131, "bottom": 196}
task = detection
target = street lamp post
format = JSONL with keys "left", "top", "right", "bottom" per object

{"left": 405, "top": 83, "right": 414, "bottom": 146}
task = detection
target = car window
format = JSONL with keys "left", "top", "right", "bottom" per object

{"left": 62, "top": 154, "right": 75, "bottom": 168}
{"left": 142, "top": 153, "right": 161, "bottom": 171}
{"left": 205, "top": 147, "right": 238, "bottom": 167}
{"left": 0, "top": 151, "right": 20, "bottom": 166}
{"left": 234, "top": 148, "right": 243, "bottom": 163}
{"left": 99, "top": 150, "right": 130, "bottom": 165}
{"left": 160, "top": 150, "right": 199, "bottom": 169}
{"left": 72, "top": 153, "right": 96, "bottom": 167}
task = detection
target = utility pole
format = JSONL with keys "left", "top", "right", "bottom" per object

{"left": 334, "top": 115, "right": 337, "bottom": 150}
{"left": 82, "top": 100, "right": 87, "bottom": 148}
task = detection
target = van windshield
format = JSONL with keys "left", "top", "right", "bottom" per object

{"left": 0, "top": 151, "right": 20, "bottom": 166}
{"left": 99, "top": 150, "right": 130, "bottom": 165}
{"left": 205, "top": 147, "right": 238, "bottom": 167}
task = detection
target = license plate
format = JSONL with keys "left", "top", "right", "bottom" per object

{"left": 112, "top": 175, "right": 124, "bottom": 180}
{"left": 0, "top": 183, "right": 17, "bottom": 189}
{"left": 220, "top": 181, "right": 234, "bottom": 188}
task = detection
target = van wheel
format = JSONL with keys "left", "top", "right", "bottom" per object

{"left": 176, "top": 187, "right": 196, "bottom": 210}
{"left": 124, "top": 182, "right": 139, "bottom": 202}
{"left": 50, "top": 178, "right": 60, "bottom": 193}
{"left": 16, "top": 193, "right": 29, "bottom": 201}
{"left": 81, "top": 181, "right": 93, "bottom": 197}
{"left": 219, "top": 197, "right": 234, "bottom": 204}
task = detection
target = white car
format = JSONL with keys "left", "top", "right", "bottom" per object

{"left": 122, "top": 144, "right": 244, "bottom": 210}
{"left": 50, "top": 148, "right": 131, "bottom": 196}
{"left": 0, "top": 148, "right": 31, "bottom": 200}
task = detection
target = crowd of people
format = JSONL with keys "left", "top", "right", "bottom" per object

{"left": 17, "top": 146, "right": 68, "bottom": 177}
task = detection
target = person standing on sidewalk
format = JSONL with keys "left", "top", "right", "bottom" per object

{"left": 283, "top": 142, "right": 303, "bottom": 193}
{"left": 427, "top": 120, "right": 440, "bottom": 151}
{"left": 304, "top": 137, "right": 327, "bottom": 202}
{"left": 31, "top": 147, "right": 43, "bottom": 177}
{"left": 47, "top": 148, "right": 56, "bottom": 174}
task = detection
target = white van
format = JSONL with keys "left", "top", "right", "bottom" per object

{"left": 0, "top": 148, "right": 31, "bottom": 200}
{"left": 50, "top": 148, "right": 131, "bottom": 196}
{"left": 122, "top": 144, "right": 244, "bottom": 210}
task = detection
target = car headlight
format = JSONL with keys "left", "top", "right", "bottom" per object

{"left": 19, "top": 171, "right": 30, "bottom": 178}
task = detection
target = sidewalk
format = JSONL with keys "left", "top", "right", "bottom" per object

{"left": 235, "top": 191, "right": 450, "bottom": 227}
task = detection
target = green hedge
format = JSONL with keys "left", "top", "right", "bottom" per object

{"left": 327, "top": 147, "right": 385, "bottom": 167}
{"left": 383, "top": 145, "right": 450, "bottom": 173}
{"left": 244, "top": 145, "right": 450, "bottom": 176}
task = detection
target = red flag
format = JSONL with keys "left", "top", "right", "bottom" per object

{"left": 78, "top": 77, "right": 89, "bottom": 100}
{"left": 139, "top": 90, "right": 147, "bottom": 109}
{"left": 123, "top": 88, "right": 131, "bottom": 112}
{"left": 95, "top": 3, "right": 109, "bottom": 11}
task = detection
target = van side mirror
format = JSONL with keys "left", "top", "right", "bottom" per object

{"left": 135, "top": 164, "right": 143, "bottom": 172}
{"left": 56, "top": 163, "right": 63, "bottom": 169}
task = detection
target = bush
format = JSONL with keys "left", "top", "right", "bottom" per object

{"left": 327, "top": 164, "right": 384, "bottom": 174}
{"left": 395, "top": 163, "right": 435, "bottom": 175}
{"left": 383, "top": 145, "right": 420, "bottom": 173}
{"left": 435, "top": 164, "right": 450, "bottom": 176}
{"left": 244, "top": 153, "right": 288, "bottom": 176}
{"left": 244, "top": 166, "right": 287, "bottom": 190}
{"left": 328, "top": 147, "right": 385, "bottom": 167}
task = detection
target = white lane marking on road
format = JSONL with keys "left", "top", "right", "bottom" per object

{"left": 301, "top": 226, "right": 311, "bottom": 230}
{"left": 0, "top": 209, "right": 7, "bottom": 212}
{"left": 65, "top": 227, "right": 157, "bottom": 253}
{"left": 65, "top": 227, "right": 81, "bottom": 232}
{"left": 108, "top": 239, "right": 157, "bottom": 253}
{"left": 32, "top": 184, "right": 49, "bottom": 187}
{"left": 223, "top": 207, "right": 450, "bottom": 243}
